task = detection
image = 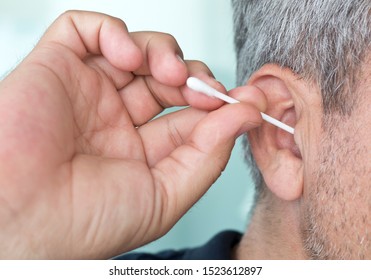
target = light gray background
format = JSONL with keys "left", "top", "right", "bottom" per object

{"left": 0, "top": 0, "right": 255, "bottom": 253}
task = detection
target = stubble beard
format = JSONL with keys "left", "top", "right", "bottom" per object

{"left": 302, "top": 119, "right": 370, "bottom": 259}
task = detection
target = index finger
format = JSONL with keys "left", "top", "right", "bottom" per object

{"left": 38, "top": 10, "right": 143, "bottom": 71}
{"left": 119, "top": 61, "right": 226, "bottom": 126}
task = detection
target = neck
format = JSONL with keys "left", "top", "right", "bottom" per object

{"left": 233, "top": 191, "right": 308, "bottom": 259}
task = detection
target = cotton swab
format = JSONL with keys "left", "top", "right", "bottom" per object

{"left": 186, "top": 77, "right": 295, "bottom": 134}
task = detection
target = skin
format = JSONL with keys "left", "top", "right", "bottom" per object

{"left": 0, "top": 11, "right": 267, "bottom": 259}
{"left": 302, "top": 72, "right": 371, "bottom": 259}
{"left": 2, "top": 10, "right": 368, "bottom": 260}
{"left": 234, "top": 60, "right": 371, "bottom": 259}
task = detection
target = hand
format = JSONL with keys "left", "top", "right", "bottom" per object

{"left": 0, "top": 11, "right": 266, "bottom": 259}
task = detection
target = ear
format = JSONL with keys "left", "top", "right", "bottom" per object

{"left": 247, "top": 64, "right": 303, "bottom": 201}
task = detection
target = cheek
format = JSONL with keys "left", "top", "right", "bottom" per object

{"left": 301, "top": 120, "right": 371, "bottom": 259}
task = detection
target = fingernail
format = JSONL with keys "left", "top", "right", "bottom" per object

{"left": 176, "top": 54, "right": 185, "bottom": 64}
{"left": 207, "top": 76, "right": 226, "bottom": 92}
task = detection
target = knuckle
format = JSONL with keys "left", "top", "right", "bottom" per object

{"left": 160, "top": 32, "right": 178, "bottom": 45}
{"left": 58, "top": 11, "right": 128, "bottom": 31}
{"left": 187, "top": 60, "right": 213, "bottom": 75}
{"left": 166, "top": 119, "right": 184, "bottom": 148}
{"left": 107, "top": 15, "right": 128, "bottom": 30}
{"left": 59, "top": 10, "right": 78, "bottom": 20}
{"left": 156, "top": 32, "right": 182, "bottom": 54}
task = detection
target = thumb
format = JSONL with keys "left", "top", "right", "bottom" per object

{"left": 150, "top": 99, "right": 264, "bottom": 234}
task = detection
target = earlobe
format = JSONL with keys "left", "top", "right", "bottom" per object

{"left": 262, "top": 149, "right": 303, "bottom": 201}
{"left": 247, "top": 64, "right": 304, "bottom": 201}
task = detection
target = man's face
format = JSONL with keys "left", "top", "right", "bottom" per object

{"left": 300, "top": 62, "right": 371, "bottom": 259}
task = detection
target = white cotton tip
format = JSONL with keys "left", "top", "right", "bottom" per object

{"left": 186, "top": 77, "right": 239, "bottom": 104}
{"left": 186, "top": 77, "right": 215, "bottom": 97}
{"left": 186, "top": 76, "right": 295, "bottom": 135}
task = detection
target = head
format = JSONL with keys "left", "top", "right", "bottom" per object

{"left": 232, "top": 0, "right": 371, "bottom": 259}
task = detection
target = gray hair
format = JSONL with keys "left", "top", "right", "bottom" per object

{"left": 232, "top": 0, "right": 371, "bottom": 191}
